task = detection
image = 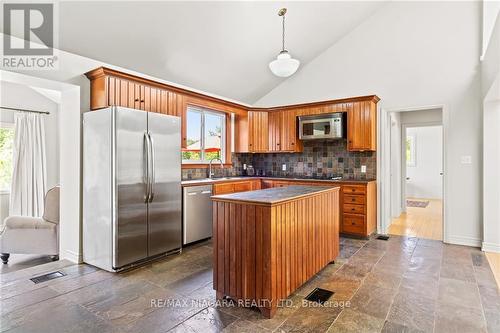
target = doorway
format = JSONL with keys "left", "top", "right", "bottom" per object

{"left": 387, "top": 108, "right": 444, "bottom": 240}
{"left": 0, "top": 70, "right": 81, "bottom": 266}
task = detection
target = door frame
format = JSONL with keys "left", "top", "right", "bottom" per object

{"left": 401, "top": 122, "right": 443, "bottom": 212}
{"left": 378, "top": 104, "right": 449, "bottom": 243}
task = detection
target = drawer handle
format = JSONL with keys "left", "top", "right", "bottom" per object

{"left": 351, "top": 208, "right": 356, "bottom": 211}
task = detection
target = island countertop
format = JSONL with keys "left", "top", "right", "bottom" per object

{"left": 211, "top": 185, "right": 337, "bottom": 205}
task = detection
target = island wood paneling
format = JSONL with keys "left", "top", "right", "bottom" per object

{"left": 212, "top": 188, "right": 339, "bottom": 318}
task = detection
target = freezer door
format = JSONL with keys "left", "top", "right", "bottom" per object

{"left": 114, "top": 107, "right": 148, "bottom": 268}
{"left": 147, "top": 112, "right": 182, "bottom": 255}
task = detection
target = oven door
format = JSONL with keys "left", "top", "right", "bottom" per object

{"left": 299, "top": 118, "right": 336, "bottom": 140}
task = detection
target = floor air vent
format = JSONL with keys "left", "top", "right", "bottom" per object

{"left": 30, "top": 271, "right": 66, "bottom": 284}
{"left": 376, "top": 235, "right": 390, "bottom": 241}
{"left": 305, "top": 288, "right": 334, "bottom": 305}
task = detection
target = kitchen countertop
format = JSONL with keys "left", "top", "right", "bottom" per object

{"left": 211, "top": 185, "right": 337, "bottom": 205}
{"left": 181, "top": 176, "right": 375, "bottom": 186}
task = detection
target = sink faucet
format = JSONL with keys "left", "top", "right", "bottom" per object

{"left": 208, "top": 157, "right": 224, "bottom": 179}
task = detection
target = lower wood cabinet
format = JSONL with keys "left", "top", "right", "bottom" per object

{"left": 213, "top": 179, "right": 261, "bottom": 195}
{"left": 259, "top": 179, "right": 376, "bottom": 238}
{"left": 198, "top": 177, "right": 376, "bottom": 238}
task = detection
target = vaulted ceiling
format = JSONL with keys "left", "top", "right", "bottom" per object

{"left": 56, "top": 2, "right": 384, "bottom": 104}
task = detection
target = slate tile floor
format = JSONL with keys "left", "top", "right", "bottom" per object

{"left": 1, "top": 236, "right": 499, "bottom": 333}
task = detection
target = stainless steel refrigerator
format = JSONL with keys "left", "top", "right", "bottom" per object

{"left": 83, "top": 106, "right": 181, "bottom": 272}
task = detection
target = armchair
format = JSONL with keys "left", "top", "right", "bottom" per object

{"left": 0, "top": 186, "right": 60, "bottom": 264}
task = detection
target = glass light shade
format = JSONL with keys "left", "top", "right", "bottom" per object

{"left": 269, "top": 51, "right": 300, "bottom": 77}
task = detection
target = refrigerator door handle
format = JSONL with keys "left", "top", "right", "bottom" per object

{"left": 148, "top": 132, "right": 155, "bottom": 203}
{"left": 143, "top": 131, "right": 151, "bottom": 203}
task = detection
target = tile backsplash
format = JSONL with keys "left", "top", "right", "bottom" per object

{"left": 251, "top": 140, "right": 376, "bottom": 179}
{"left": 181, "top": 140, "right": 376, "bottom": 180}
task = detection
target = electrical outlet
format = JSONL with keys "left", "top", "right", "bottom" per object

{"left": 361, "top": 165, "right": 367, "bottom": 173}
{"left": 282, "top": 164, "right": 287, "bottom": 171}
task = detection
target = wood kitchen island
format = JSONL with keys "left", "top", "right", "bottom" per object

{"left": 211, "top": 185, "right": 340, "bottom": 318}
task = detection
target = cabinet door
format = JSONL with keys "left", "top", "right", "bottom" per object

{"left": 142, "top": 85, "right": 151, "bottom": 111}
{"left": 149, "top": 87, "right": 158, "bottom": 113}
{"left": 248, "top": 111, "right": 269, "bottom": 152}
{"left": 347, "top": 101, "right": 376, "bottom": 151}
{"left": 261, "top": 180, "right": 274, "bottom": 189}
{"left": 268, "top": 111, "right": 281, "bottom": 151}
{"left": 213, "top": 183, "right": 234, "bottom": 195}
{"left": 158, "top": 89, "right": 169, "bottom": 115}
{"left": 233, "top": 181, "right": 252, "bottom": 193}
{"left": 280, "top": 110, "right": 300, "bottom": 152}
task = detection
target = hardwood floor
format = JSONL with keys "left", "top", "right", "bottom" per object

{"left": 486, "top": 252, "right": 500, "bottom": 290}
{"left": 388, "top": 198, "right": 442, "bottom": 240}
{"left": 0, "top": 254, "right": 54, "bottom": 274}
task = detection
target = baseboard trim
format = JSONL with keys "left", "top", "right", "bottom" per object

{"left": 62, "top": 249, "right": 83, "bottom": 263}
{"left": 482, "top": 242, "right": 500, "bottom": 253}
{"left": 445, "top": 235, "right": 482, "bottom": 248}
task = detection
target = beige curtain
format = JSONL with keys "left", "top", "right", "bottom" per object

{"left": 9, "top": 112, "right": 47, "bottom": 217}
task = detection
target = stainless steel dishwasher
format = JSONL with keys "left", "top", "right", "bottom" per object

{"left": 183, "top": 185, "right": 213, "bottom": 245}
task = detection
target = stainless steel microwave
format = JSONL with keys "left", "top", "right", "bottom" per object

{"left": 298, "top": 113, "right": 344, "bottom": 140}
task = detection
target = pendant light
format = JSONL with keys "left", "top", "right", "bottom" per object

{"left": 269, "top": 8, "right": 300, "bottom": 78}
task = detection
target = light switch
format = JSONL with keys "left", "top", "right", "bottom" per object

{"left": 460, "top": 156, "right": 472, "bottom": 164}
{"left": 243, "top": 164, "right": 247, "bottom": 170}
{"left": 282, "top": 164, "right": 287, "bottom": 171}
{"left": 361, "top": 165, "right": 367, "bottom": 173}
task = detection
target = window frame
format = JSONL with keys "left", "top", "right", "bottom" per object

{"left": 182, "top": 106, "right": 226, "bottom": 164}
{"left": 0, "top": 122, "right": 15, "bottom": 194}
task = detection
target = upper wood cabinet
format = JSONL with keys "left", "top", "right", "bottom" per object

{"left": 280, "top": 109, "right": 302, "bottom": 152}
{"left": 268, "top": 111, "right": 281, "bottom": 152}
{"left": 86, "top": 67, "right": 379, "bottom": 154}
{"left": 248, "top": 111, "right": 269, "bottom": 152}
{"left": 235, "top": 109, "right": 303, "bottom": 153}
{"left": 86, "top": 67, "right": 245, "bottom": 154}
{"left": 347, "top": 101, "right": 377, "bottom": 151}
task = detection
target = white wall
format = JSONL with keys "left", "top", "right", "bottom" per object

{"left": 0, "top": 82, "right": 60, "bottom": 222}
{"left": 482, "top": 5, "right": 500, "bottom": 98}
{"left": 406, "top": 126, "right": 443, "bottom": 199}
{"left": 483, "top": 0, "right": 500, "bottom": 59}
{"left": 390, "top": 112, "right": 402, "bottom": 218}
{"left": 256, "top": 1, "right": 482, "bottom": 246}
{"left": 482, "top": 3, "right": 500, "bottom": 253}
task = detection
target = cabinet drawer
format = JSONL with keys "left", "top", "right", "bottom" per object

{"left": 213, "top": 183, "right": 234, "bottom": 195}
{"left": 233, "top": 182, "right": 252, "bottom": 193}
{"left": 342, "top": 185, "right": 366, "bottom": 195}
{"left": 343, "top": 204, "right": 365, "bottom": 215}
{"left": 342, "top": 214, "right": 365, "bottom": 234}
{"left": 343, "top": 194, "right": 365, "bottom": 205}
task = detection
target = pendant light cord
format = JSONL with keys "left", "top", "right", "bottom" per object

{"left": 282, "top": 14, "right": 286, "bottom": 52}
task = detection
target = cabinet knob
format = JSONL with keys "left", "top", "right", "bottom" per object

{"left": 351, "top": 222, "right": 355, "bottom": 225}
{"left": 277, "top": 143, "right": 280, "bottom": 146}
{"left": 291, "top": 142, "right": 295, "bottom": 145}
{"left": 141, "top": 99, "right": 145, "bottom": 103}
{"left": 351, "top": 198, "right": 355, "bottom": 202}
{"left": 134, "top": 98, "right": 139, "bottom": 102}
